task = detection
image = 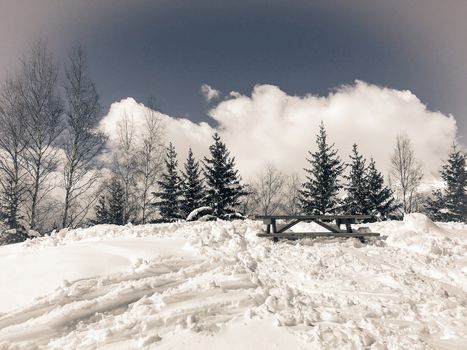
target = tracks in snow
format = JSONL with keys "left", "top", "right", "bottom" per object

{"left": 1, "top": 220, "right": 466, "bottom": 349}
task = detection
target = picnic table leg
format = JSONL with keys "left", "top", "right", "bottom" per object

{"left": 335, "top": 218, "right": 343, "bottom": 231}
{"left": 342, "top": 219, "right": 365, "bottom": 242}
{"left": 271, "top": 218, "right": 279, "bottom": 243}
{"left": 271, "top": 218, "right": 277, "bottom": 233}
{"left": 266, "top": 224, "right": 271, "bottom": 233}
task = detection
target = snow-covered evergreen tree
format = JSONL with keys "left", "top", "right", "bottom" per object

{"left": 108, "top": 178, "right": 125, "bottom": 225}
{"left": 1, "top": 179, "right": 24, "bottom": 229}
{"left": 424, "top": 189, "right": 446, "bottom": 222}
{"left": 426, "top": 145, "right": 466, "bottom": 222}
{"left": 366, "top": 158, "right": 399, "bottom": 220}
{"left": 300, "top": 122, "right": 344, "bottom": 214}
{"left": 441, "top": 145, "right": 466, "bottom": 221}
{"left": 154, "top": 143, "right": 182, "bottom": 222}
{"left": 180, "top": 148, "right": 204, "bottom": 218}
{"left": 93, "top": 194, "right": 109, "bottom": 224}
{"left": 343, "top": 144, "right": 369, "bottom": 214}
{"left": 203, "top": 133, "right": 244, "bottom": 218}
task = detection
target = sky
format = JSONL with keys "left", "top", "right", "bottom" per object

{"left": 0, "top": 0, "right": 466, "bottom": 182}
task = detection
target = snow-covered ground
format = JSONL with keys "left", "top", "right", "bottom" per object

{"left": 0, "top": 214, "right": 466, "bottom": 349}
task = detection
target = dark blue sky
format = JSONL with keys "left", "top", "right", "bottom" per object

{"left": 1, "top": 0, "right": 466, "bottom": 144}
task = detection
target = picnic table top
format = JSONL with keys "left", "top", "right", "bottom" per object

{"left": 251, "top": 214, "right": 374, "bottom": 220}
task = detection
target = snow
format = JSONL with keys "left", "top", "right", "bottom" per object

{"left": 0, "top": 215, "right": 466, "bottom": 349}
{"left": 0, "top": 237, "right": 194, "bottom": 313}
{"left": 186, "top": 206, "right": 212, "bottom": 221}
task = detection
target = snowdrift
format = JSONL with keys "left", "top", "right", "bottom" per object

{"left": 0, "top": 214, "right": 466, "bottom": 349}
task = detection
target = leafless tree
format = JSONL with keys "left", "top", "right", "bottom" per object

{"left": 239, "top": 183, "right": 257, "bottom": 217}
{"left": 0, "top": 77, "right": 28, "bottom": 229}
{"left": 113, "top": 112, "right": 138, "bottom": 223}
{"left": 281, "top": 173, "right": 302, "bottom": 215}
{"left": 389, "top": 134, "right": 423, "bottom": 214}
{"left": 61, "top": 46, "right": 106, "bottom": 228}
{"left": 135, "top": 100, "right": 165, "bottom": 224}
{"left": 15, "top": 42, "right": 63, "bottom": 230}
{"left": 253, "top": 163, "right": 285, "bottom": 215}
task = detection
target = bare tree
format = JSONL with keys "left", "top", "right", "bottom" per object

{"left": 135, "top": 100, "right": 165, "bottom": 224}
{"left": 282, "top": 173, "right": 302, "bottom": 215}
{"left": 61, "top": 46, "right": 106, "bottom": 228}
{"left": 0, "top": 77, "right": 28, "bottom": 229}
{"left": 253, "top": 163, "right": 285, "bottom": 215}
{"left": 389, "top": 134, "right": 423, "bottom": 214}
{"left": 239, "top": 183, "right": 257, "bottom": 217}
{"left": 16, "top": 42, "right": 63, "bottom": 230}
{"left": 113, "top": 112, "right": 138, "bottom": 223}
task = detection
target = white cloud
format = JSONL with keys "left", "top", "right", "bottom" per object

{"left": 201, "top": 84, "right": 220, "bottom": 102}
{"left": 99, "top": 81, "right": 458, "bottom": 187}
{"left": 99, "top": 97, "right": 213, "bottom": 165}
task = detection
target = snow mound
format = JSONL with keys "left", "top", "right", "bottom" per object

{"left": 402, "top": 213, "right": 445, "bottom": 234}
{"left": 0, "top": 217, "right": 466, "bottom": 349}
{"left": 382, "top": 214, "right": 454, "bottom": 255}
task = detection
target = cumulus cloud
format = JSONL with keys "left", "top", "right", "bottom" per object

{"left": 99, "top": 81, "right": 458, "bottom": 187}
{"left": 99, "top": 97, "right": 213, "bottom": 165}
{"left": 201, "top": 84, "right": 220, "bottom": 102}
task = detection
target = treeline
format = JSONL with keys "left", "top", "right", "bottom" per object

{"left": 92, "top": 134, "right": 244, "bottom": 224}
{"left": 244, "top": 124, "right": 465, "bottom": 222}
{"left": 97, "top": 121, "right": 465, "bottom": 227}
{"left": 0, "top": 43, "right": 465, "bottom": 244}
{"left": 241, "top": 123, "right": 400, "bottom": 220}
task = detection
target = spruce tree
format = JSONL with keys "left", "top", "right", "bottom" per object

{"left": 366, "top": 158, "right": 399, "bottom": 220}
{"left": 108, "top": 178, "right": 125, "bottom": 225}
{"left": 441, "top": 145, "right": 466, "bottom": 221}
{"left": 94, "top": 193, "right": 109, "bottom": 224}
{"left": 1, "top": 179, "right": 22, "bottom": 229}
{"left": 203, "top": 133, "right": 244, "bottom": 218}
{"left": 155, "top": 143, "right": 182, "bottom": 222}
{"left": 425, "top": 189, "right": 446, "bottom": 222}
{"left": 343, "top": 144, "right": 369, "bottom": 214}
{"left": 180, "top": 148, "right": 205, "bottom": 218}
{"left": 427, "top": 145, "right": 466, "bottom": 222}
{"left": 300, "top": 122, "right": 344, "bottom": 214}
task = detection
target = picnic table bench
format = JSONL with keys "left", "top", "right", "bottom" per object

{"left": 252, "top": 215, "right": 380, "bottom": 243}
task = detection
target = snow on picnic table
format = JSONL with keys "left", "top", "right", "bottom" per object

{"left": 0, "top": 214, "right": 466, "bottom": 349}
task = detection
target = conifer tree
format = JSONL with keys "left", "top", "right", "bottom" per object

{"left": 426, "top": 145, "right": 466, "bottom": 222}
{"left": 94, "top": 194, "right": 109, "bottom": 224}
{"left": 180, "top": 148, "right": 205, "bottom": 218}
{"left": 441, "top": 145, "right": 466, "bottom": 221}
{"left": 1, "top": 179, "right": 24, "bottom": 229}
{"left": 425, "top": 189, "right": 445, "bottom": 222}
{"left": 366, "top": 158, "right": 399, "bottom": 220}
{"left": 300, "top": 122, "right": 344, "bottom": 214}
{"left": 203, "top": 133, "right": 244, "bottom": 218}
{"left": 343, "top": 144, "right": 369, "bottom": 214}
{"left": 108, "top": 178, "right": 125, "bottom": 225}
{"left": 154, "top": 143, "right": 181, "bottom": 222}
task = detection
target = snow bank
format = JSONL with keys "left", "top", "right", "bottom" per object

{"left": 369, "top": 213, "right": 464, "bottom": 256}
{"left": 0, "top": 215, "right": 466, "bottom": 349}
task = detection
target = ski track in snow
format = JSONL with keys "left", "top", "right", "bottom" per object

{"left": 0, "top": 215, "right": 466, "bottom": 349}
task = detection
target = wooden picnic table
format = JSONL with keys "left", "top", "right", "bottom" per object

{"left": 252, "top": 215, "right": 380, "bottom": 242}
